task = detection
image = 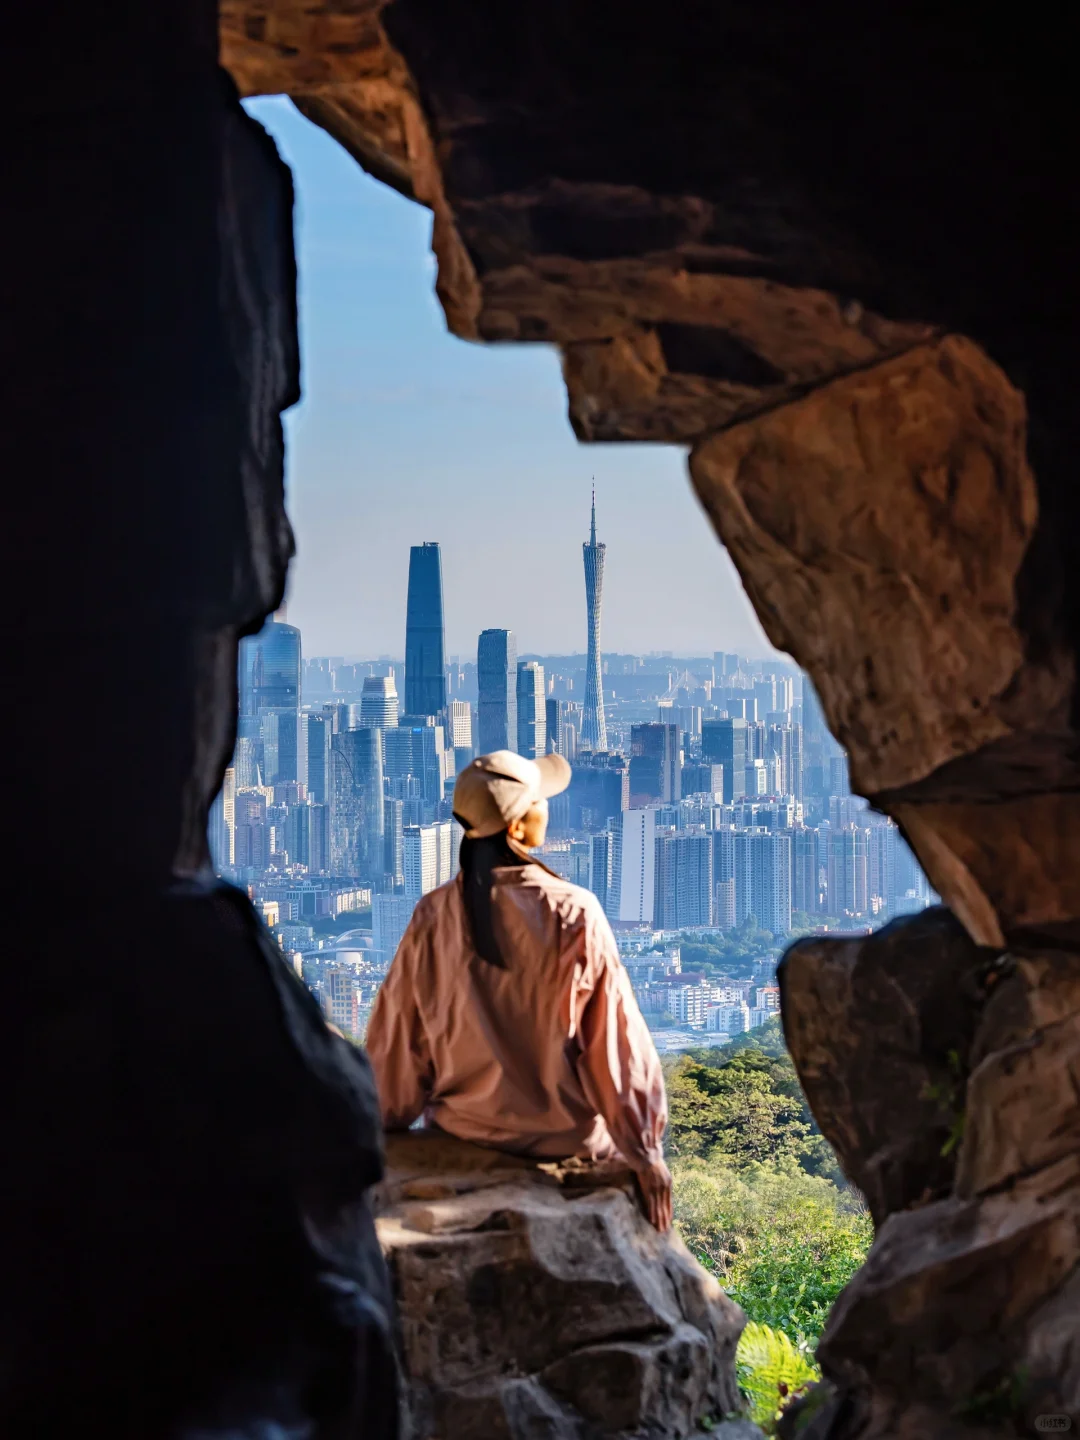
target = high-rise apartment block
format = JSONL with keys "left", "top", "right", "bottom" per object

{"left": 827, "top": 824, "right": 869, "bottom": 918}
{"left": 654, "top": 830, "right": 713, "bottom": 929}
{"left": 404, "top": 543, "right": 447, "bottom": 718}
{"left": 516, "top": 661, "right": 546, "bottom": 759}
{"left": 616, "top": 807, "right": 658, "bottom": 923}
{"left": 477, "top": 629, "right": 517, "bottom": 753}
{"left": 734, "top": 827, "right": 792, "bottom": 934}
{"left": 403, "top": 819, "right": 458, "bottom": 900}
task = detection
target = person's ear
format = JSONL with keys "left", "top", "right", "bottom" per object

{"left": 507, "top": 817, "right": 525, "bottom": 842}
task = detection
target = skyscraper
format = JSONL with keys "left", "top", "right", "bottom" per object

{"left": 240, "top": 618, "right": 301, "bottom": 716}
{"left": 516, "top": 661, "right": 546, "bottom": 759}
{"left": 616, "top": 807, "right": 657, "bottom": 923}
{"left": 629, "top": 723, "right": 681, "bottom": 807}
{"left": 404, "top": 542, "right": 447, "bottom": 718}
{"left": 329, "top": 726, "right": 385, "bottom": 876}
{"left": 702, "top": 717, "right": 747, "bottom": 802}
{"left": 654, "top": 830, "right": 713, "bottom": 929}
{"left": 477, "top": 629, "right": 517, "bottom": 753}
{"left": 360, "top": 674, "right": 399, "bottom": 729}
{"left": 303, "top": 712, "right": 332, "bottom": 803}
{"left": 581, "top": 489, "right": 607, "bottom": 751}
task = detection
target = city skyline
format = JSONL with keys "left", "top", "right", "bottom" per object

{"left": 242, "top": 96, "right": 780, "bottom": 661}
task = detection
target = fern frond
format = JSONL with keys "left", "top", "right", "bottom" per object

{"left": 736, "top": 1321, "right": 820, "bottom": 1432}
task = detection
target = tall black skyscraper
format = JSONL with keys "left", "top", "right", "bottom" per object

{"left": 477, "top": 629, "right": 517, "bottom": 753}
{"left": 582, "top": 488, "right": 607, "bottom": 751}
{"left": 404, "top": 542, "right": 447, "bottom": 718}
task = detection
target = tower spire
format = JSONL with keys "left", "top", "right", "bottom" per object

{"left": 582, "top": 479, "right": 607, "bottom": 752}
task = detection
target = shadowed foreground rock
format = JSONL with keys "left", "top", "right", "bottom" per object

{"left": 373, "top": 1131, "right": 753, "bottom": 1440}
{"left": 780, "top": 911, "right": 1080, "bottom": 1438}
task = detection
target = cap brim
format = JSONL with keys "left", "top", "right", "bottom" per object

{"left": 535, "top": 752, "right": 572, "bottom": 798}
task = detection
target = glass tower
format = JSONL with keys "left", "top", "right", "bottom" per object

{"left": 240, "top": 619, "right": 301, "bottom": 717}
{"left": 404, "top": 543, "right": 447, "bottom": 718}
{"left": 702, "top": 717, "right": 747, "bottom": 803}
{"left": 516, "top": 661, "right": 546, "bottom": 759}
{"left": 582, "top": 489, "right": 608, "bottom": 751}
{"left": 477, "top": 629, "right": 517, "bottom": 753}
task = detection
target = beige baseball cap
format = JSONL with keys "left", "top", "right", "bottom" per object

{"left": 452, "top": 750, "right": 572, "bottom": 839}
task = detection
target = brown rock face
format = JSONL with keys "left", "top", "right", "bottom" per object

{"left": 781, "top": 914, "right": 1080, "bottom": 1437}
{"left": 374, "top": 1132, "right": 748, "bottom": 1439}
{"left": 214, "top": 5, "right": 1080, "bottom": 1433}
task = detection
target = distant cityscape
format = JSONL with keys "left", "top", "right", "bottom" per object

{"left": 210, "top": 499, "right": 936, "bottom": 1048}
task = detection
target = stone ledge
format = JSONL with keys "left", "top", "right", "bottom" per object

{"left": 376, "top": 1130, "right": 749, "bottom": 1439}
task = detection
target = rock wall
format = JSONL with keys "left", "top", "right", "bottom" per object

{"left": 781, "top": 912, "right": 1080, "bottom": 1437}
{"left": 8, "top": 0, "right": 1074, "bottom": 1433}
{"left": 374, "top": 1132, "right": 752, "bottom": 1439}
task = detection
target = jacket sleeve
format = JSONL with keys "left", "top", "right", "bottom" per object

{"left": 574, "top": 903, "right": 668, "bottom": 1169}
{"left": 365, "top": 908, "right": 433, "bottom": 1130}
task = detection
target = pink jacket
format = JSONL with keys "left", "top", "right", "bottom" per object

{"left": 366, "top": 864, "right": 667, "bottom": 1170}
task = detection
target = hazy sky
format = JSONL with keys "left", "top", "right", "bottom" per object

{"left": 246, "top": 98, "right": 778, "bottom": 663}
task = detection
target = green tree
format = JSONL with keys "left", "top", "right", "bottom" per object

{"left": 666, "top": 1056, "right": 810, "bottom": 1166}
{"left": 673, "top": 1156, "right": 871, "bottom": 1345}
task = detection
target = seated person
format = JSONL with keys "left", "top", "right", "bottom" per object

{"left": 366, "top": 750, "right": 672, "bottom": 1230}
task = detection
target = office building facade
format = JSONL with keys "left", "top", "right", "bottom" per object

{"left": 629, "top": 723, "right": 681, "bottom": 807}
{"left": 404, "top": 542, "right": 447, "bottom": 718}
{"left": 516, "top": 661, "right": 546, "bottom": 759}
{"left": 702, "top": 717, "right": 747, "bottom": 803}
{"left": 329, "top": 726, "right": 385, "bottom": 877}
{"left": 360, "top": 674, "right": 399, "bottom": 730}
{"left": 477, "top": 629, "right": 517, "bottom": 753}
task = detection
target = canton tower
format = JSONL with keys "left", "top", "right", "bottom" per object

{"left": 582, "top": 487, "right": 608, "bottom": 751}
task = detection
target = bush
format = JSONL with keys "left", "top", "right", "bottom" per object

{"left": 673, "top": 1155, "right": 871, "bottom": 1345}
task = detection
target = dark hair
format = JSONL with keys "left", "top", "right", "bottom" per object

{"left": 457, "top": 830, "right": 529, "bottom": 968}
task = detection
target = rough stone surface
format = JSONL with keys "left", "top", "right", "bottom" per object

{"left": 781, "top": 914, "right": 1080, "bottom": 1437}
{"left": 778, "top": 908, "right": 992, "bottom": 1227}
{"left": 18, "top": 2, "right": 1079, "bottom": 1433}
{"left": 373, "top": 1131, "right": 746, "bottom": 1438}
{"left": 689, "top": 339, "right": 1042, "bottom": 798}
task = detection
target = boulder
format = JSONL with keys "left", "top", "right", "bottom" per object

{"left": 373, "top": 1130, "right": 749, "bottom": 1439}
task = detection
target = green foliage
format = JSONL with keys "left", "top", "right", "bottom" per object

{"left": 674, "top": 1155, "right": 871, "bottom": 1344}
{"left": 736, "top": 1322, "right": 820, "bottom": 1432}
{"left": 666, "top": 1055, "right": 810, "bottom": 1167}
{"left": 665, "top": 1025, "right": 845, "bottom": 1186}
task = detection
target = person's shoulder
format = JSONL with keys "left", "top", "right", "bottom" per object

{"left": 411, "top": 874, "right": 462, "bottom": 924}
{"left": 523, "top": 866, "right": 606, "bottom": 927}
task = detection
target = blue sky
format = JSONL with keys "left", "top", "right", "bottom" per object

{"left": 245, "top": 97, "right": 776, "bottom": 662}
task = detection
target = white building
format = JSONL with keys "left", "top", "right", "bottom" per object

{"left": 617, "top": 807, "right": 658, "bottom": 923}
{"left": 403, "top": 819, "right": 459, "bottom": 901}
{"left": 667, "top": 984, "right": 708, "bottom": 1026}
{"left": 449, "top": 699, "right": 473, "bottom": 750}
{"left": 706, "top": 1002, "right": 751, "bottom": 1035}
